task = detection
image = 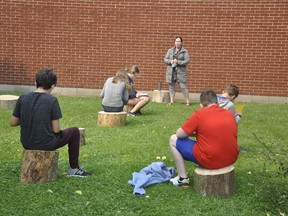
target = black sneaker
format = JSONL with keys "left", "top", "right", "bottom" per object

{"left": 67, "top": 168, "right": 92, "bottom": 177}
{"left": 135, "top": 110, "right": 142, "bottom": 115}
{"left": 128, "top": 112, "right": 136, "bottom": 117}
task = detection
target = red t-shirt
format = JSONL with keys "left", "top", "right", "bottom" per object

{"left": 181, "top": 104, "right": 238, "bottom": 169}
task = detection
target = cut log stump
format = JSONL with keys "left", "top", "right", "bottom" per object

{"left": 0, "top": 95, "right": 19, "bottom": 109}
{"left": 19, "top": 150, "right": 59, "bottom": 184}
{"left": 152, "top": 90, "right": 170, "bottom": 103}
{"left": 123, "top": 105, "right": 134, "bottom": 113}
{"left": 97, "top": 111, "right": 127, "bottom": 127}
{"left": 194, "top": 165, "right": 235, "bottom": 197}
{"left": 79, "top": 128, "right": 85, "bottom": 146}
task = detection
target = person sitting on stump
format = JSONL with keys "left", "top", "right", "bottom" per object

{"left": 169, "top": 90, "right": 238, "bottom": 187}
{"left": 10, "top": 67, "right": 92, "bottom": 177}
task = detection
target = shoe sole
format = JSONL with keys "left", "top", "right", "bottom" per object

{"left": 67, "top": 174, "right": 88, "bottom": 178}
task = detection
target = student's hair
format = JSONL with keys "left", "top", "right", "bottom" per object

{"left": 113, "top": 68, "right": 131, "bottom": 90}
{"left": 225, "top": 84, "right": 239, "bottom": 98}
{"left": 129, "top": 65, "right": 140, "bottom": 74}
{"left": 35, "top": 67, "right": 57, "bottom": 90}
{"left": 175, "top": 36, "right": 183, "bottom": 42}
{"left": 200, "top": 90, "right": 218, "bottom": 107}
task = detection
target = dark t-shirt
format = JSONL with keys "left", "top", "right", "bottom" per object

{"left": 13, "top": 92, "right": 62, "bottom": 150}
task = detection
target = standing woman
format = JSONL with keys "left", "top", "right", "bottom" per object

{"left": 164, "top": 36, "right": 190, "bottom": 105}
{"left": 101, "top": 68, "right": 131, "bottom": 112}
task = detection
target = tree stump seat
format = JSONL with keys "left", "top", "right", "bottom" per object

{"left": 123, "top": 105, "right": 134, "bottom": 113}
{"left": 97, "top": 111, "right": 127, "bottom": 127}
{"left": 79, "top": 128, "right": 85, "bottom": 146}
{"left": 0, "top": 95, "right": 19, "bottom": 109}
{"left": 152, "top": 90, "right": 170, "bottom": 103}
{"left": 193, "top": 165, "right": 236, "bottom": 197}
{"left": 19, "top": 150, "right": 59, "bottom": 184}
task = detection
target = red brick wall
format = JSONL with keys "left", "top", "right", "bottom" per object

{"left": 0, "top": 0, "right": 287, "bottom": 96}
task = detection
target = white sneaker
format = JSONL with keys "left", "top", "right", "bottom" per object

{"left": 170, "top": 175, "right": 190, "bottom": 187}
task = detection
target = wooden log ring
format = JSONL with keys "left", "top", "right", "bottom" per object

{"left": 0, "top": 95, "right": 19, "bottom": 109}
{"left": 193, "top": 165, "right": 236, "bottom": 197}
{"left": 97, "top": 111, "right": 127, "bottom": 127}
{"left": 19, "top": 150, "right": 59, "bottom": 184}
{"left": 152, "top": 90, "right": 170, "bottom": 103}
{"left": 123, "top": 105, "right": 134, "bottom": 113}
{"left": 79, "top": 128, "right": 85, "bottom": 146}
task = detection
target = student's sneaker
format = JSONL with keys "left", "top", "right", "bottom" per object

{"left": 135, "top": 110, "right": 142, "bottom": 115}
{"left": 67, "top": 167, "right": 92, "bottom": 177}
{"left": 170, "top": 175, "right": 190, "bottom": 187}
{"left": 128, "top": 112, "right": 136, "bottom": 117}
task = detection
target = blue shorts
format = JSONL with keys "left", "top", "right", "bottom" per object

{"left": 176, "top": 138, "right": 199, "bottom": 164}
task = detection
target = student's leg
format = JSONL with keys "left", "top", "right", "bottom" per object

{"left": 169, "top": 82, "right": 176, "bottom": 104}
{"left": 169, "top": 134, "right": 188, "bottom": 178}
{"left": 178, "top": 82, "right": 190, "bottom": 105}
{"left": 54, "top": 127, "right": 80, "bottom": 169}
{"left": 128, "top": 96, "right": 150, "bottom": 113}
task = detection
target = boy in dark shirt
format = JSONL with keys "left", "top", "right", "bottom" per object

{"left": 10, "top": 67, "right": 92, "bottom": 177}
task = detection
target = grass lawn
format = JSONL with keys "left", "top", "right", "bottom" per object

{"left": 0, "top": 92, "right": 287, "bottom": 216}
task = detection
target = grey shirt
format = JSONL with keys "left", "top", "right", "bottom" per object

{"left": 101, "top": 77, "right": 129, "bottom": 107}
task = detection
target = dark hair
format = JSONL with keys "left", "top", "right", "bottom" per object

{"left": 200, "top": 90, "right": 218, "bottom": 107}
{"left": 175, "top": 36, "right": 183, "bottom": 42}
{"left": 35, "top": 68, "right": 57, "bottom": 90}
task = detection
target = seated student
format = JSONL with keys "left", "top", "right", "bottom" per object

{"left": 127, "top": 65, "right": 150, "bottom": 116}
{"left": 217, "top": 84, "right": 241, "bottom": 124}
{"left": 169, "top": 90, "right": 238, "bottom": 187}
{"left": 10, "top": 67, "right": 92, "bottom": 177}
{"left": 101, "top": 69, "right": 131, "bottom": 112}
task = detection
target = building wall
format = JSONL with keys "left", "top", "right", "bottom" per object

{"left": 0, "top": 0, "right": 287, "bottom": 97}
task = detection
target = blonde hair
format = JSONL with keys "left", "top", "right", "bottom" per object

{"left": 112, "top": 68, "right": 131, "bottom": 90}
{"left": 129, "top": 65, "right": 140, "bottom": 74}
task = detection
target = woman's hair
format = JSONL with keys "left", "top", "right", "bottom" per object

{"left": 200, "top": 90, "right": 218, "bottom": 107}
{"left": 112, "top": 68, "right": 131, "bottom": 90}
{"left": 129, "top": 65, "right": 140, "bottom": 74}
{"left": 35, "top": 67, "right": 57, "bottom": 90}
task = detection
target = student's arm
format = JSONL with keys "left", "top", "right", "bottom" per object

{"left": 52, "top": 119, "right": 61, "bottom": 133}
{"left": 176, "top": 128, "right": 190, "bottom": 139}
{"left": 10, "top": 116, "right": 20, "bottom": 126}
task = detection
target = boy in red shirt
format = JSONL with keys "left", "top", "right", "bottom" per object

{"left": 169, "top": 90, "right": 238, "bottom": 187}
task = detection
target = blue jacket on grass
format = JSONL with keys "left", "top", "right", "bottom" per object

{"left": 128, "top": 162, "right": 176, "bottom": 196}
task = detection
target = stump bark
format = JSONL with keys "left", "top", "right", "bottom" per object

{"left": 97, "top": 111, "right": 127, "bottom": 127}
{"left": 152, "top": 90, "right": 170, "bottom": 103}
{"left": 194, "top": 165, "right": 235, "bottom": 197}
{"left": 19, "top": 150, "right": 59, "bottom": 184}
{"left": 79, "top": 128, "right": 85, "bottom": 146}
{"left": 0, "top": 95, "right": 19, "bottom": 109}
{"left": 123, "top": 105, "right": 134, "bottom": 113}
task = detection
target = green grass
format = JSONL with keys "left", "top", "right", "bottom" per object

{"left": 0, "top": 92, "right": 287, "bottom": 216}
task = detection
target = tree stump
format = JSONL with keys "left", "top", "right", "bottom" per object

{"left": 78, "top": 128, "right": 85, "bottom": 146}
{"left": 152, "top": 90, "right": 170, "bottom": 103}
{"left": 97, "top": 111, "right": 127, "bottom": 127}
{"left": 0, "top": 95, "right": 19, "bottom": 109}
{"left": 19, "top": 150, "right": 59, "bottom": 184}
{"left": 123, "top": 105, "right": 134, "bottom": 113}
{"left": 194, "top": 165, "right": 235, "bottom": 197}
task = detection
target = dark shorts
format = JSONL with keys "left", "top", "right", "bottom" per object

{"left": 102, "top": 104, "right": 123, "bottom": 112}
{"left": 176, "top": 137, "right": 199, "bottom": 164}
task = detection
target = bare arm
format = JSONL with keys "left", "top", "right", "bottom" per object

{"left": 10, "top": 116, "right": 20, "bottom": 126}
{"left": 52, "top": 119, "right": 61, "bottom": 133}
{"left": 176, "top": 127, "right": 190, "bottom": 139}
